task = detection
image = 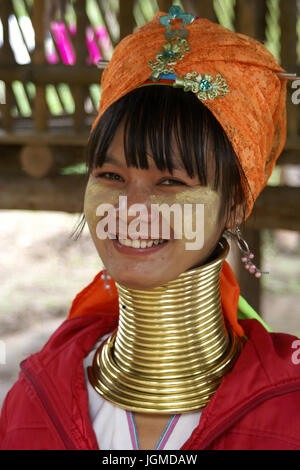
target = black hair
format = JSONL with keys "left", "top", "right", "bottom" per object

{"left": 70, "top": 85, "right": 252, "bottom": 240}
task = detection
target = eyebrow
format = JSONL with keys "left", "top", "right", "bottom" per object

{"left": 104, "top": 153, "right": 186, "bottom": 171}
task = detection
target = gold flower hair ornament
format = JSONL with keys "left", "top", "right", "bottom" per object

{"left": 147, "top": 6, "right": 230, "bottom": 101}
{"left": 173, "top": 71, "right": 229, "bottom": 100}
{"left": 149, "top": 6, "right": 193, "bottom": 81}
{"left": 148, "top": 37, "right": 190, "bottom": 81}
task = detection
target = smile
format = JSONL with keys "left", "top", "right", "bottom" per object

{"left": 116, "top": 236, "right": 167, "bottom": 248}
{"left": 111, "top": 234, "right": 170, "bottom": 255}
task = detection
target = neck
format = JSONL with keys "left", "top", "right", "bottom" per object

{"left": 88, "top": 237, "right": 243, "bottom": 414}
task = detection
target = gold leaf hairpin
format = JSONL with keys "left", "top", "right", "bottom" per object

{"left": 173, "top": 71, "right": 229, "bottom": 100}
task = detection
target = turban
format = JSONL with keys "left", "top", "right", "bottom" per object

{"left": 91, "top": 9, "right": 287, "bottom": 220}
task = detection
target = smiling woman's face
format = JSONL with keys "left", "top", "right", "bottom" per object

{"left": 84, "top": 120, "right": 228, "bottom": 289}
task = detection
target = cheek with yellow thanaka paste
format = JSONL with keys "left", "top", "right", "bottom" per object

{"left": 83, "top": 177, "right": 125, "bottom": 236}
{"left": 149, "top": 188, "right": 221, "bottom": 246}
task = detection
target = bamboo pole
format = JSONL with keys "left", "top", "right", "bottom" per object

{"left": 98, "top": 0, "right": 117, "bottom": 47}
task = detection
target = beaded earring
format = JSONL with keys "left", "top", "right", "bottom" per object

{"left": 225, "top": 226, "right": 266, "bottom": 278}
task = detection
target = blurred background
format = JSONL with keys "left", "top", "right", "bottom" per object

{"left": 0, "top": 0, "right": 300, "bottom": 408}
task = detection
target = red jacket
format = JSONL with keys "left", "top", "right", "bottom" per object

{"left": 1, "top": 266, "right": 300, "bottom": 450}
{"left": 1, "top": 314, "right": 300, "bottom": 450}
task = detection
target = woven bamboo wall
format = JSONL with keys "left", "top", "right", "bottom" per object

{"left": 1, "top": 0, "right": 300, "bottom": 141}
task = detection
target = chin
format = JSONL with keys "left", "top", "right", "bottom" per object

{"left": 115, "top": 277, "right": 161, "bottom": 290}
{"left": 111, "top": 270, "right": 169, "bottom": 290}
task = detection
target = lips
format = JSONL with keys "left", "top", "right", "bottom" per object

{"left": 112, "top": 236, "right": 169, "bottom": 255}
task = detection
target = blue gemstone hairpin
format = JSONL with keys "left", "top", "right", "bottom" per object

{"left": 148, "top": 6, "right": 230, "bottom": 101}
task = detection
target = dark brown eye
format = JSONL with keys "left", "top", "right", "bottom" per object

{"left": 95, "top": 172, "right": 124, "bottom": 182}
{"left": 160, "top": 178, "right": 186, "bottom": 186}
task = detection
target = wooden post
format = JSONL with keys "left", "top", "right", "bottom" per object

{"left": 119, "top": 0, "right": 135, "bottom": 41}
{"left": 235, "top": 0, "right": 267, "bottom": 42}
{"left": 0, "top": 0, "right": 15, "bottom": 131}
{"left": 73, "top": 0, "right": 88, "bottom": 132}
{"left": 279, "top": 0, "right": 298, "bottom": 136}
{"left": 194, "top": 1, "right": 217, "bottom": 22}
{"left": 157, "top": 0, "right": 173, "bottom": 13}
{"left": 279, "top": 1, "right": 298, "bottom": 241}
{"left": 249, "top": 186, "right": 300, "bottom": 231}
{"left": 32, "top": 0, "right": 48, "bottom": 131}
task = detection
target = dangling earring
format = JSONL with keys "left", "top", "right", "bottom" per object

{"left": 225, "top": 226, "right": 265, "bottom": 278}
{"left": 101, "top": 267, "right": 113, "bottom": 294}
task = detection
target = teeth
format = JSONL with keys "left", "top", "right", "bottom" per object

{"left": 117, "top": 237, "right": 166, "bottom": 248}
{"left": 132, "top": 240, "right": 140, "bottom": 249}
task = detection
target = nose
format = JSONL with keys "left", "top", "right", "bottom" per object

{"left": 114, "top": 181, "right": 162, "bottom": 239}
{"left": 115, "top": 181, "right": 152, "bottom": 218}
{"left": 127, "top": 180, "right": 153, "bottom": 208}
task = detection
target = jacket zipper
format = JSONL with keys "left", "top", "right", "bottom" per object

{"left": 195, "top": 382, "right": 300, "bottom": 449}
{"left": 21, "top": 361, "right": 80, "bottom": 450}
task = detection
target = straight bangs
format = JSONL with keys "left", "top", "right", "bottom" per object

{"left": 87, "top": 86, "right": 251, "bottom": 226}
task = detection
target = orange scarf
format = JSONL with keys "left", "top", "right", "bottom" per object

{"left": 67, "top": 260, "right": 244, "bottom": 337}
{"left": 92, "top": 11, "right": 287, "bottom": 221}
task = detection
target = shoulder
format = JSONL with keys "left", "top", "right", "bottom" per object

{"left": 240, "top": 318, "right": 300, "bottom": 378}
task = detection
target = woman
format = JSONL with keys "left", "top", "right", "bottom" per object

{"left": 1, "top": 7, "right": 300, "bottom": 450}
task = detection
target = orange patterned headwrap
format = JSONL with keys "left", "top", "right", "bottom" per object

{"left": 91, "top": 9, "right": 287, "bottom": 220}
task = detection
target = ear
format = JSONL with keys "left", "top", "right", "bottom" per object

{"left": 224, "top": 201, "right": 244, "bottom": 230}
